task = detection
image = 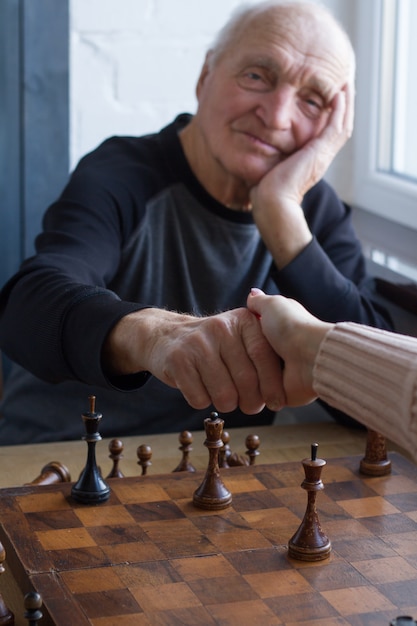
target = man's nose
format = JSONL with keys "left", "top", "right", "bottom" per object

{"left": 256, "top": 85, "right": 294, "bottom": 129}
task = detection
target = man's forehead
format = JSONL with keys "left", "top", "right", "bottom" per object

{"left": 217, "top": 4, "right": 352, "bottom": 86}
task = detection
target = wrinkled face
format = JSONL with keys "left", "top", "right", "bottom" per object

{"left": 193, "top": 8, "right": 351, "bottom": 188}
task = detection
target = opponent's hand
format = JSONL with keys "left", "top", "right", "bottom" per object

{"left": 103, "top": 307, "right": 285, "bottom": 415}
{"left": 247, "top": 289, "right": 333, "bottom": 406}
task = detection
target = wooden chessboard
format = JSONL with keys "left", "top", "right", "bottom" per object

{"left": 1, "top": 452, "right": 417, "bottom": 625}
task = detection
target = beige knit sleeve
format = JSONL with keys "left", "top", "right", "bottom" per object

{"left": 313, "top": 322, "right": 417, "bottom": 461}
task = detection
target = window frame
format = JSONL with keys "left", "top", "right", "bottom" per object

{"left": 353, "top": 0, "right": 417, "bottom": 231}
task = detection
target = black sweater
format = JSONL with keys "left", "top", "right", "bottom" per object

{"left": 0, "top": 114, "right": 391, "bottom": 443}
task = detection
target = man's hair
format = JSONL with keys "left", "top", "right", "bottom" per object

{"left": 207, "top": 0, "right": 355, "bottom": 81}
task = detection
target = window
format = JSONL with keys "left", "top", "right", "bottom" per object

{"left": 353, "top": 0, "right": 417, "bottom": 231}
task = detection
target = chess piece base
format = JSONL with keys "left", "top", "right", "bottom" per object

{"left": 360, "top": 458, "right": 392, "bottom": 476}
{"left": 288, "top": 538, "right": 331, "bottom": 561}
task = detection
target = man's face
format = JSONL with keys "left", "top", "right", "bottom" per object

{"left": 194, "top": 10, "right": 350, "bottom": 188}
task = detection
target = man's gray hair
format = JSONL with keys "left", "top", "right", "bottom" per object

{"left": 207, "top": 0, "right": 355, "bottom": 80}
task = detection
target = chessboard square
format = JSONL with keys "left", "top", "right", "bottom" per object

{"left": 338, "top": 496, "right": 399, "bottom": 518}
{"left": 225, "top": 546, "right": 290, "bottom": 575}
{"left": 222, "top": 473, "right": 267, "bottom": 494}
{"left": 208, "top": 527, "right": 273, "bottom": 552}
{"left": 115, "top": 560, "right": 181, "bottom": 588}
{"left": 48, "top": 546, "right": 110, "bottom": 571}
{"left": 386, "top": 491, "right": 417, "bottom": 512}
{"left": 102, "top": 540, "right": 165, "bottom": 564}
{"left": 299, "top": 561, "right": 368, "bottom": 592}
{"left": 245, "top": 569, "right": 313, "bottom": 599}
{"left": 352, "top": 555, "right": 417, "bottom": 584}
{"left": 208, "top": 599, "right": 283, "bottom": 625}
{"left": 141, "top": 518, "right": 216, "bottom": 558}
{"left": 148, "top": 606, "right": 216, "bottom": 625}
{"left": 75, "top": 588, "right": 142, "bottom": 618}
{"left": 189, "top": 574, "right": 259, "bottom": 605}
{"left": 88, "top": 522, "right": 149, "bottom": 546}
{"left": 257, "top": 468, "right": 303, "bottom": 489}
{"left": 126, "top": 500, "right": 186, "bottom": 523}
{"left": 334, "top": 537, "right": 397, "bottom": 561}
{"left": 321, "top": 585, "right": 395, "bottom": 615}
{"left": 191, "top": 511, "right": 250, "bottom": 535}
{"left": 36, "top": 526, "right": 97, "bottom": 551}
{"left": 265, "top": 591, "right": 337, "bottom": 622}
{"left": 325, "top": 480, "right": 378, "bottom": 502}
{"left": 382, "top": 530, "right": 417, "bottom": 556}
{"left": 379, "top": 578, "right": 417, "bottom": 607}
{"left": 111, "top": 481, "right": 170, "bottom": 504}
{"left": 231, "top": 489, "right": 284, "bottom": 512}
{"left": 363, "top": 474, "right": 417, "bottom": 496}
{"left": 324, "top": 519, "right": 373, "bottom": 542}
{"left": 241, "top": 506, "right": 301, "bottom": 529}
{"left": 360, "top": 513, "right": 417, "bottom": 535}
{"left": 17, "top": 491, "right": 71, "bottom": 512}
{"left": 62, "top": 566, "right": 125, "bottom": 593}
{"left": 75, "top": 505, "right": 136, "bottom": 527}
{"left": 346, "top": 614, "right": 414, "bottom": 626}
{"left": 171, "top": 554, "right": 238, "bottom": 582}
{"left": 25, "top": 509, "right": 83, "bottom": 531}
{"left": 132, "top": 581, "right": 202, "bottom": 611}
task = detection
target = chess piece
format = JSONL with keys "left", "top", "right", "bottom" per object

{"left": 71, "top": 396, "right": 110, "bottom": 504}
{"left": 172, "top": 431, "right": 196, "bottom": 472}
{"left": 0, "top": 542, "right": 14, "bottom": 625}
{"left": 107, "top": 438, "right": 124, "bottom": 478}
{"left": 137, "top": 444, "right": 152, "bottom": 476}
{"left": 360, "top": 429, "right": 392, "bottom": 476}
{"left": 219, "top": 430, "right": 231, "bottom": 468}
{"left": 24, "top": 591, "right": 42, "bottom": 625}
{"left": 27, "top": 461, "right": 71, "bottom": 485}
{"left": 193, "top": 412, "right": 232, "bottom": 510}
{"left": 245, "top": 434, "right": 260, "bottom": 465}
{"left": 390, "top": 619, "right": 417, "bottom": 626}
{"left": 288, "top": 443, "right": 331, "bottom": 561}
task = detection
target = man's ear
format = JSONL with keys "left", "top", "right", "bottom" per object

{"left": 196, "top": 51, "right": 213, "bottom": 99}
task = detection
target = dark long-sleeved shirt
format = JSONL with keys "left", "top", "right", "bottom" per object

{"left": 0, "top": 114, "right": 391, "bottom": 443}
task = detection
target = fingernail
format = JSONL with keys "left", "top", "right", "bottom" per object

{"left": 250, "top": 287, "right": 264, "bottom": 296}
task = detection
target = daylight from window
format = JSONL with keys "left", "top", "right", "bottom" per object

{"left": 378, "top": 0, "right": 417, "bottom": 181}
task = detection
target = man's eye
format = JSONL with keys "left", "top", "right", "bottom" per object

{"left": 237, "top": 69, "right": 271, "bottom": 91}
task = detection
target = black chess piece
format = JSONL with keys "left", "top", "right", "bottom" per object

{"left": 24, "top": 591, "right": 42, "bottom": 625}
{"left": 288, "top": 443, "right": 331, "bottom": 561}
{"left": 360, "top": 429, "right": 392, "bottom": 476}
{"left": 137, "top": 444, "right": 152, "bottom": 475}
{"left": 71, "top": 396, "right": 110, "bottom": 504}
{"left": 193, "top": 412, "right": 232, "bottom": 510}
{"left": 172, "top": 430, "right": 196, "bottom": 472}
{"left": 107, "top": 438, "right": 124, "bottom": 478}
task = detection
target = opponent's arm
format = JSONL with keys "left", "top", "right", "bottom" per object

{"left": 102, "top": 306, "right": 285, "bottom": 415}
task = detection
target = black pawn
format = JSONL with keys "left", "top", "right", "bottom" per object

{"left": 137, "top": 444, "right": 152, "bottom": 475}
{"left": 172, "top": 431, "right": 196, "bottom": 473}
{"left": 71, "top": 396, "right": 110, "bottom": 504}
{"left": 107, "top": 438, "right": 124, "bottom": 478}
{"left": 24, "top": 591, "right": 42, "bottom": 625}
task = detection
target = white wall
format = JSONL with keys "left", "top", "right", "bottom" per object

{"left": 70, "top": 0, "right": 357, "bottom": 201}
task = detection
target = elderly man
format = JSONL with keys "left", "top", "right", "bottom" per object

{"left": 0, "top": 1, "right": 391, "bottom": 443}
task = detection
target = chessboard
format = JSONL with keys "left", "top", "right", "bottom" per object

{"left": 1, "top": 452, "right": 417, "bottom": 625}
